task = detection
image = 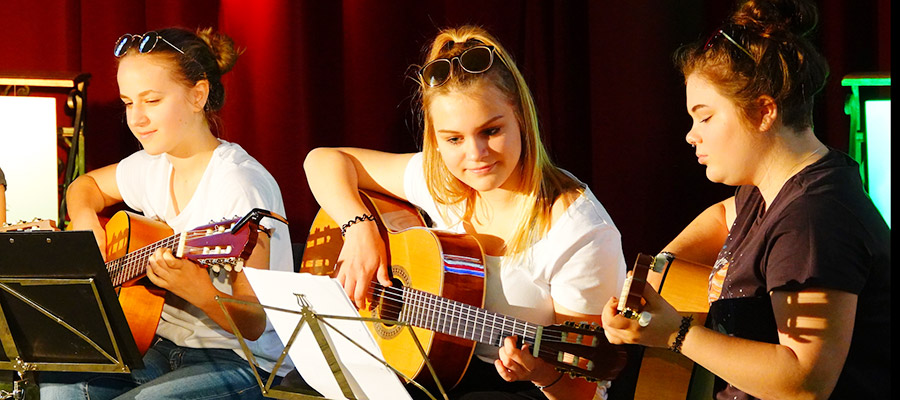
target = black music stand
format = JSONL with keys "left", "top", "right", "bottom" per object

{"left": 0, "top": 230, "right": 142, "bottom": 397}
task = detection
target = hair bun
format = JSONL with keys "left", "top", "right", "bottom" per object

{"left": 196, "top": 27, "right": 241, "bottom": 75}
{"left": 732, "top": 0, "right": 818, "bottom": 38}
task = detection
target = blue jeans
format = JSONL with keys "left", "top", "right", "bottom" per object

{"left": 39, "top": 337, "right": 277, "bottom": 400}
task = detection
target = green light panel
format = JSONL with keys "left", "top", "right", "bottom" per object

{"left": 865, "top": 99, "right": 891, "bottom": 228}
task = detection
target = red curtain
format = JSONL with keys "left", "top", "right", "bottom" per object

{"left": 1, "top": 0, "right": 890, "bottom": 263}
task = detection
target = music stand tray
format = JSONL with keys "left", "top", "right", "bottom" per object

{"left": 0, "top": 230, "right": 142, "bottom": 379}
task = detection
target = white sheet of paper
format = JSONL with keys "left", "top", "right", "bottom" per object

{"left": 244, "top": 269, "right": 412, "bottom": 400}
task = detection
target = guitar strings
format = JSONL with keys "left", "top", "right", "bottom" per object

{"left": 358, "top": 283, "right": 601, "bottom": 365}
{"left": 370, "top": 285, "right": 594, "bottom": 367}
{"left": 103, "top": 224, "right": 601, "bottom": 373}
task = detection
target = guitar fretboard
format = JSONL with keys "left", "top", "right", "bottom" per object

{"left": 395, "top": 286, "right": 548, "bottom": 347}
{"left": 106, "top": 234, "right": 181, "bottom": 287}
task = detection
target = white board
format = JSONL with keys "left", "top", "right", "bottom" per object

{"left": 0, "top": 96, "right": 59, "bottom": 225}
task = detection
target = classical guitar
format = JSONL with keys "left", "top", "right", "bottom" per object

{"left": 104, "top": 208, "right": 277, "bottom": 354}
{"left": 300, "top": 191, "right": 627, "bottom": 389}
{"left": 0, "top": 218, "right": 58, "bottom": 232}
{"left": 619, "top": 253, "right": 714, "bottom": 400}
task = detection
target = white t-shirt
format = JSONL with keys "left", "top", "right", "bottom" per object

{"left": 116, "top": 140, "right": 293, "bottom": 376}
{"left": 403, "top": 153, "right": 627, "bottom": 362}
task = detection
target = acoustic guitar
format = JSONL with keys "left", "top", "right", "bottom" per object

{"left": 619, "top": 253, "right": 714, "bottom": 400}
{"left": 104, "top": 209, "right": 272, "bottom": 354}
{"left": 300, "top": 191, "right": 627, "bottom": 389}
{"left": 0, "top": 218, "right": 58, "bottom": 232}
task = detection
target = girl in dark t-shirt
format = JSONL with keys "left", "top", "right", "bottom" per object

{"left": 600, "top": 0, "right": 890, "bottom": 399}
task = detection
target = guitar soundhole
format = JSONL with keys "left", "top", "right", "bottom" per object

{"left": 373, "top": 265, "right": 410, "bottom": 339}
{"left": 378, "top": 277, "right": 404, "bottom": 326}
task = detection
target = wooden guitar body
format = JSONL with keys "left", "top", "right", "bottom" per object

{"left": 301, "top": 190, "right": 486, "bottom": 388}
{"left": 105, "top": 211, "right": 172, "bottom": 355}
{"left": 631, "top": 256, "right": 714, "bottom": 400}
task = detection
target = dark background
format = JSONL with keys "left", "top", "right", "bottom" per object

{"left": 1, "top": 0, "right": 891, "bottom": 265}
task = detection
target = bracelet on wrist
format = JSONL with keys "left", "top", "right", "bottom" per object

{"left": 669, "top": 314, "right": 693, "bottom": 354}
{"left": 340, "top": 213, "right": 375, "bottom": 236}
{"left": 534, "top": 370, "right": 564, "bottom": 391}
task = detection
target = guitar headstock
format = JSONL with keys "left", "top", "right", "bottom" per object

{"left": 182, "top": 216, "right": 258, "bottom": 273}
{"left": 1, "top": 218, "right": 58, "bottom": 232}
{"left": 617, "top": 253, "right": 654, "bottom": 319}
{"left": 537, "top": 321, "right": 627, "bottom": 381}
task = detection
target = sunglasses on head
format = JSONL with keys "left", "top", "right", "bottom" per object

{"left": 704, "top": 26, "right": 754, "bottom": 59}
{"left": 419, "top": 45, "right": 496, "bottom": 88}
{"left": 114, "top": 31, "right": 184, "bottom": 57}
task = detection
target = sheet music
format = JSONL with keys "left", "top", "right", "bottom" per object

{"left": 244, "top": 269, "right": 412, "bottom": 400}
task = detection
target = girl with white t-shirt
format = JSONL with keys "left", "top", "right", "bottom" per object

{"left": 41, "top": 27, "right": 291, "bottom": 400}
{"left": 304, "top": 25, "right": 626, "bottom": 400}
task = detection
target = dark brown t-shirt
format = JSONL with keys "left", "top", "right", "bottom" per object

{"left": 707, "top": 149, "right": 890, "bottom": 400}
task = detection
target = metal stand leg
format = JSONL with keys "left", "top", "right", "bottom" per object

{"left": 0, "top": 372, "right": 27, "bottom": 400}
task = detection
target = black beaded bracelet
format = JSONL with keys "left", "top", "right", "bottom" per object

{"left": 670, "top": 314, "right": 693, "bottom": 354}
{"left": 534, "top": 370, "right": 564, "bottom": 391}
{"left": 340, "top": 213, "right": 375, "bottom": 236}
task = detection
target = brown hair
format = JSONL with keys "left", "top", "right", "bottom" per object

{"left": 118, "top": 27, "right": 243, "bottom": 136}
{"left": 674, "top": 0, "right": 829, "bottom": 132}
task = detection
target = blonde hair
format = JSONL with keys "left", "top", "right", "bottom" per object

{"left": 418, "top": 25, "right": 583, "bottom": 258}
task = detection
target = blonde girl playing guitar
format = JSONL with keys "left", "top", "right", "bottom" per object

{"left": 40, "top": 27, "right": 293, "bottom": 400}
{"left": 304, "top": 26, "right": 626, "bottom": 400}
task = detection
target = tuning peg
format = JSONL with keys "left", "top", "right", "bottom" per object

{"left": 638, "top": 311, "right": 652, "bottom": 327}
{"left": 211, "top": 264, "right": 221, "bottom": 274}
{"left": 233, "top": 259, "right": 244, "bottom": 273}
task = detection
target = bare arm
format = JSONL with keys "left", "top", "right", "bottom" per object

{"left": 603, "top": 283, "right": 856, "bottom": 400}
{"left": 681, "top": 289, "right": 855, "bottom": 399}
{"left": 303, "top": 147, "right": 412, "bottom": 216}
{"left": 303, "top": 147, "right": 414, "bottom": 308}
{"left": 65, "top": 164, "right": 123, "bottom": 255}
{"left": 648, "top": 197, "right": 734, "bottom": 288}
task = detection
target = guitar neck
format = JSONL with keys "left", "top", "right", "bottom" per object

{"left": 106, "top": 233, "right": 181, "bottom": 287}
{"left": 394, "top": 285, "right": 541, "bottom": 348}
